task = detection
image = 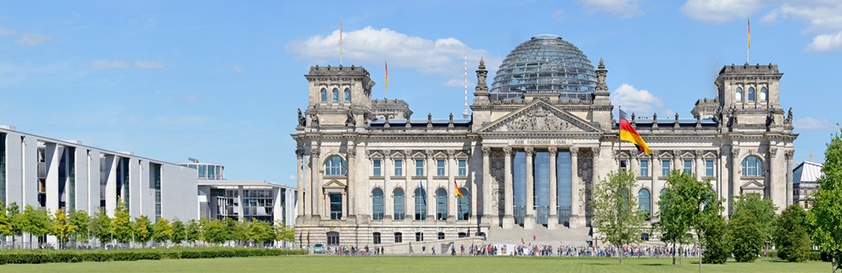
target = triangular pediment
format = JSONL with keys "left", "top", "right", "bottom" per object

{"left": 323, "top": 179, "right": 346, "bottom": 189}
{"left": 741, "top": 180, "right": 765, "bottom": 190}
{"left": 479, "top": 100, "right": 601, "bottom": 133}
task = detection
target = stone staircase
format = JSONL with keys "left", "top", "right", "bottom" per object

{"left": 486, "top": 225, "right": 592, "bottom": 246}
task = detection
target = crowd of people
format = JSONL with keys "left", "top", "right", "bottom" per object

{"left": 319, "top": 242, "right": 701, "bottom": 258}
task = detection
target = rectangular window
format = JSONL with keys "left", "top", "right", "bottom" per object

{"left": 373, "top": 159, "right": 382, "bottom": 176}
{"left": 683, "top": 160, "right": 693, "bottom": 175}
{"left": 458, "top": 159, "right": 467, "bottom": 176}
{"left": 394, "top": 232, "right": 402, "bottom": 243}
{"left": 662, "top": 160, "right": 671, "bottom": 177}
{"left": 619, "top": 159, "right": 628, "bottom": 171}
{"left": 436, "top": 159, "right": 445, "bottom": 176}
{"left": 394, "top": 160, "right": 403, "bottom": 176}
{"left": 373, "top": 232, "right": 381, "bottom": 245}
{"left": 706, "top": 159, "right": 715, "bottom": 177}
{"left": 639, "top": 159, "right": 649, "bottom": 177}
{"left": 415, "top": 232, "right": 424, "bottom": 242}
{"left": 415, "top": 159, "right": 424, "bottom": 176}
{"left": 438, "top": 232, "right": 445, "bottom": 240}
{"left": 329, "top": 193, "right": 342, "bottom": 220}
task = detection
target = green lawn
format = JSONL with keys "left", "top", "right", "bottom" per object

{"left": 2, "top": 255, "right": 831, "bottom": 273}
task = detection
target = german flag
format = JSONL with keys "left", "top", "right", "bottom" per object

{"left": 619, "top": 108, "right": 652, "bottom": 154}
{"left": 454, "top": 182, "right": 464, "bottom": 198}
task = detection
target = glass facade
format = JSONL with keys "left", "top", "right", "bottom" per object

{"left": 490, "top": 35, "right": 597, "bottom": 101}
{"left": 512, "top": 151, "right": 526, "bottom": 225}
{"left": 67, "top": 147, "right": 76, "bottom": 211}
{"left": 394, "top": 160, "right": 403, "bottom": 176}
{"left": 533, "top": 152, "right": 550, "bottom": 225}
{"left": 556, "top": 151, "right": 572, "bottom": 225}
{"left": 0, "top": 133, "right": 4, "bottom": 205}
{"left": 184, "top": 163, "right": 224, "bottom": 180}
{"left": 393, "top": 188, "right": 405, "bottom": 220}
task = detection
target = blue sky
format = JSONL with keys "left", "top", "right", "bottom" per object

{"left": 1, "top": 0, "right": 840, "bottom": 186}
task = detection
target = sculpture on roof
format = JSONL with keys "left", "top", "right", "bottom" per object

{"left": 297, "top": 108, "right": 306, "bottom": 127}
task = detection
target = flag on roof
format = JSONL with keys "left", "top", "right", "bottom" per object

{"left": 619, "top": 108, "right": 652, "bottom": 154}
{"left": 454, "top": 182, "right": 464, "bottom": 198}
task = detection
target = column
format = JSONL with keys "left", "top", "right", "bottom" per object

{"left": 296, "top": 150, "right": 305, "bottom": 220}
{"left": 570, "top": 147, "right": 581, "bottom": 228}
{"left": 311, "top": 146, "right": 322, "bottom": 219}
{"left": 651, "top": 151, "right": 660, "bottom": 221}
{"left": 695, "top": 150, "right": 704, "bottom": 181}
{"left": 481, "top": 146, "right": 492, "bottom": 224}
{"left": 384, "top": 150, "right": 393, "bottom": 221}
{"left": 786, "top": 150, "right": 794, "bottom": 206}
{"left": 548, "top": 147, "right": 558, "bottom": 229}
{"left": 590, "top": 147, "right": 600, "bottom": 224}
{"left": 425, "top": 150, "right": 435, "bottom": 221}
{"left": 502, "top": 147, "right": 514, "bottom": 229}
{"left": 303, "top": 153, "right": 311, "bottom": 218}
{"left": 346, "top": 145, "right": 357, "bottom": 220}
{"left": 673, "top": 150, "right": 681, "bottom": 175}
{"left": 447, "top": 150, "right": 457, "bottom": 222}
{"left": 730, "top": 147, "right": 740, "bottom": 215}
{"left": 524, "top": 147, "right": 535, "bottom": 229}
{"left": 630, "top": 151, "right": 639, "bottom": 177}
{"left": 237, "top": 186, "right": 245, "bottom": 222}
{"left": 404, "top": 150, "right": 413, "bottom": 222}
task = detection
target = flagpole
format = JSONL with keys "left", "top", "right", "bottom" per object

{"left": 339, "top": 17, "right": 343, "bottom": 66}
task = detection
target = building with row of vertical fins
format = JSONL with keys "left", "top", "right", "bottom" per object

{"left": 291, "top": 34, "right": 798, "bottom": 252}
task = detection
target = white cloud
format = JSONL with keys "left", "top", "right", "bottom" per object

{"left": 0, "top": 27, "right": 15, "bottom": 36}
{"left": 807, "top": 31, "right": 842, "bottom": 52}
{"left": 681, "top": 0, "right": 775, "bottom": 23}
{"left": 90, "top": 60, "right": 130, "bottom": 70}
{"left": 134, "top": 60, "right": 166, "bottom": 69}
{"left": 610, "top": 83, "right": 665, "bottom": 116}
{"left": 286, "top": 26, "right": 500, "bottom": 79}
{"left": 763, "top": 2, "right": 842, "bottom": 52}
{"left": 578, "top": 0, "right": 642, "bottom": 19}
{"left": 794, "top": 117, "right": 836, "bottom": 131}
{"left": 15, "top": 33, "right": 52, "bottom": 46}
{"left": 287, "top": 174, "right": 296, "bottom": 181}
{"left": 232, "top": 65, "right": 243, "bottom": 74}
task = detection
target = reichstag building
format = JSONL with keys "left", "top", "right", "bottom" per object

{"left": 292, "top": 35, "right": 797, "bottom": 250}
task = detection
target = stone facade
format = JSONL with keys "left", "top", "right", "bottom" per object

{"left": 291, "top": 60, "right": 797, "bottom": 250}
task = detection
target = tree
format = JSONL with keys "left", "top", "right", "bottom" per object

{"left": 111, "top": 202, "right": 133, "bottom": 244}
{"left": 69, "top": 210, "right": 92, "bottom": 248}
{"left": 245, "top": 219, "right": 274, "bottom": 247}
{"left": 151, "top": 218, "right": 173, "bottom": 245}
{"left": 185, "top": 219, "right": 200, "bottom": 246}
{"left": 775, "top": 204, "right": 811, "bottom": 262}
{"left": 171, "top": 219, "right": 186, "bottom": 246}
{"left": 727, "top": 208, "right": 763, "bottom": 262}
{"left": 0, "top": 202, "right": 12, "bottom": 246}
{"left": 6, "top": 203, "right": 22, "bottom": 248}
{"left": 274, "top": 222, "right": 295, "bottom": 248}
{"left": 809, "top": 130, "right": 842, "bottom": 272}
{"left": 22, "top": 205, "right": 51, "bottom": 249}
{"left": 591, "top": 170, "right": 644, "bottom": 264}
{"left": 701, "top": 213, "right": 730, "bottom": 264}
{"left": 659, "top": 171, "right": 722, "bottom": 265}
{"left": 733, "top": 194, "right": 777, "bottom": 249}
{"left": 134, "top": 215, "right": 151, "bottom": 247}
{"left": 223, "top": 217, "right": 246, "bottom": 245}
{"left": 91, "top": 209, "right": 112, "bottom": 247}
{"left": 201, "top": 218, "right": 226, "bottom": 245}
{"left": 51, "top": 209, "right": 77, "bottom": 249}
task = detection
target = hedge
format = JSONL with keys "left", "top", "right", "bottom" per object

{"left": 0, "top": 248, "right": 308, "bottom": 265}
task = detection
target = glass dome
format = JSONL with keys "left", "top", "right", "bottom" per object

{"left": 490, "top": 34, "right": 597, "bottom": 101}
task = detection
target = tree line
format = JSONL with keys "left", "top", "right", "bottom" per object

{"left": 593, "top": 131, "right": 842, "bottom": 271}
{"left": 0, "top": 201, "right": 295, "bottom": 249}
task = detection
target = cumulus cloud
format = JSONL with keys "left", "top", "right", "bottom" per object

{"left": 0, "top": 27, "right": 15, "bottom": 36}
{"left": 15, "top": 33, "right": 52, "bottom": 46}
{"left": 134, "top": 60, "right": 166, "bottom": 69}
{"left": 807, "top": 31, "right": 842, "bottom": 52}
{"left": 610, "top": 83, "right": 665, "bottom": 116}
{"left": 763, "top": 2, "right": 842, "bottom": 52}
{"left": 286, "top": 26, "right": 500, "bottom": 79}
{"left": 794, "top": 117, "right": 835, "bottom": 131}
{"left": 681, "top": 0, "right": 773, "bottom": 23}
{"left": 90, "top": 60, "right": 130, "bottom": 70}
{"left": 578, "top": 0, "right": 642, "bottom": 18}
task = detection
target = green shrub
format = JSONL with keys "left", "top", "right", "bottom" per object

{"left": 0, "top": 247, "right": 306, "bottom": 265}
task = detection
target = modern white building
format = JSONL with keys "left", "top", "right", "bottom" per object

{"left": 0, "top": 125, "right": 198, "bottom": 247}
{"left": 291, "top": 35, "right": 798, "bottom": 251}
{"left": 181, "top": 160, "right": 297, "bottom": 226}
{"left": 792, "top": 161, "right": 822, "bottom": 209}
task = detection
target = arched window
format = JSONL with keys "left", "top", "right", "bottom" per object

{"left": 414, "top": 187, "right": 427, "bottom": 220}
{"left": 324, "top": 155, "right": 346, "bottom": 176}
{"left": 742, "top": 155, "right": 764, "bottom": 176}
{"left": 393, "top": 188, "right": 405, "bottom": 220}
{"left": 344, "top": 88, "right": 351, "bottom": 102}
{"left": 760, "top": 87, "right": 767, "bottom": 101}
{"left": 372, "top": 188, "right": 384, "bottom": 220}
{"left": 320, "top": 88, "right": 327, "bottom": 102}
{"left": 638, "top": 188, "right": 651, "bottom": 220}
{"left": 748, "top": 87, "right": 756, "bottom": 101}
{"left": 735, "top": 87, "right": 743, "bottom": 102}
{"left": 332, "top": 88, "right": 339, "bottom": 102}
{"left": 435, "top": 188, "right": 448, "bottom": 220}
{"left": 457, "top": 187, "right": 469, "bottom": 221}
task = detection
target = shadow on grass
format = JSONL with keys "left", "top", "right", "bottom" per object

{"left": 640, "top": 263, "right": 666, "bottom": 266}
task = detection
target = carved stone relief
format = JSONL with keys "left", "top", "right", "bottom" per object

{"left": 490, "top": 150, "right": 506, "bottom": 215}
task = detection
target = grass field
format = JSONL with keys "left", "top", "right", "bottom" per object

{"left": 2, "top": 255, "right": 831, "bottom": 273}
